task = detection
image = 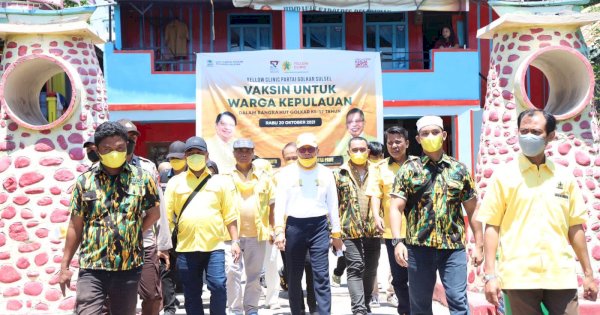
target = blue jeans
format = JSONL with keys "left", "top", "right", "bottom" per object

{"left": 177, "top": 250, "right": 226, "bottom": 315}
{"left": 407, "top": 245, "right": 469, "bottom": 315}
{"left": 385, "top": 239, "right": 410, "bottom": 314}
{"left": 285, "top": 215, "right": 331, "bottom": 315}
{"left": 75, "top": 267, "right": 142, "bottom": 315}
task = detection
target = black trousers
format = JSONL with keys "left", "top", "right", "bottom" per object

{"left": 285, "top": 215, "right": 331, "bottom": 315}
{"left": 160, "top": 250, "right": 180, "bottom": 315}
{"left": 281, "top": 251, "right": 316, "bottom": 312}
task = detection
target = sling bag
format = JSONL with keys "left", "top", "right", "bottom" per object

{"left": 171, "top": 174, "right": 211, "bottom": 250}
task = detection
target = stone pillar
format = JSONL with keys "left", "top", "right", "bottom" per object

{"left": 0, "top": 14, "right": 107, "bottom": 313}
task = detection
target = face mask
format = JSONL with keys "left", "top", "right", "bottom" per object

{"left": 369, "top": 158, "right": 381, "bottom": 164}
{"left": 169, "top": 159, "right": 186, "bottom": 171}
{"left": 186, "top": 154, "right": 206, "bottom": 171}
{"left": 127, "top": 139, "right": 136, "bottom": 155}
{"left": 519, "top": 134, "right": 546, "bottom": 157}
{"left": 87, "top": 150, "right": 100, "bottom": 163}
{"left": 349, "top": 151, "right": 368, "bottom": 165}
{"left": 298, "top": 156, "right": 317, "bottom": 168}
{"left": 100, "top": 150, "right": 127, "bottom": 168}
{"left": 420, "top": 134, "right": 443, "bottom": 153}
{"left": 235, "top": 179, "right": 257, "bottom": 194}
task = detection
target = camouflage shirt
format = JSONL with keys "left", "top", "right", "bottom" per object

{"left": 334, "top": 162, "right": 378, "bottom": 239}
{"left": 69, "top": 163, "right": 160, "bottom": 271}
{"left": 391, "top": 154, "right": 476, "bottom": 249}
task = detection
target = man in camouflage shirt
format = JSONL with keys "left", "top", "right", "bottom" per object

{"left": 334, "top": 137, "right": 380, "bottom": 315}
{"left": 59, "top": 121, "right": 160, "bottom": 315}
{"left": 389, "top": 116, "right": 483, "bottom": 315}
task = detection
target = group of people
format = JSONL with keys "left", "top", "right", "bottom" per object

{"left": 59, "top": 109, "right": 597, "bottom": 315}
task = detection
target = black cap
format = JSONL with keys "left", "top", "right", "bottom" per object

{"left": 184, "top": 136, "right": 208, "bottom": 152}
{"left": 83, "top": 135, "right": 95, "bottom": 148}
{"left": 166, "top": 141, "right": 186, "bottom": 159}
{"left": 117, "top": 119, "right": 140, "bottom": 136}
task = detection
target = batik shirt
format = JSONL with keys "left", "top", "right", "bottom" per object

{"left": 391, "top": 154, "right": 476, "bottom": 249}
{"left": 70, "top": 163, "right": 160, "bottom": 271}
{"left": 334, "top": 162, "right": 378, "bottom": 239}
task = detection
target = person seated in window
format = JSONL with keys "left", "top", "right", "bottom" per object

{"left": 433, "top": 26, "right": 459, "bottom": 49}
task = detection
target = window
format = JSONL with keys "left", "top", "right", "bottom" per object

{"left": 302, "top": 13, "right": 344, "bottom": 49}
{"left": 229, "top": 15, "right": 272, "bottom": 51}
{"left": 365, "top": 13, "right": 408, "bottom": 70}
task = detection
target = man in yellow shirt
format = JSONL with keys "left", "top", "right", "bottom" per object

{"left": 164, "top": 136, "right": 241, "bottom": 315}
{"left": 365, "top": 126, "right": 416, "bottom": 315}
{"left": 477, "top": 109, "right": 598, "bottom": 314}
{"left": 224, "top": 139, "right": 274, "bottom": 315}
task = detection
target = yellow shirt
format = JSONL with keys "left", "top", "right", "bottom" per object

{"left": 227, "top": 167, "right": 275, "bottom": 241}
{"left": 165, "top": 169, "right": 237, "bottom": 252}
{"left": 477, "top": 154, "right": 588, "bottom": 290}
{"left": 365, "top": 157, "right": 415, "bottom": 239}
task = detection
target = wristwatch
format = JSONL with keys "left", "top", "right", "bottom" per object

{"left": 483, "top": 274, "right": 497, "bottom": 284}
{"left": 391, "top": 238, "right": 403, "bottom": 247}
{"left": 231, "top": 239, "right": 241, "bottom": 246}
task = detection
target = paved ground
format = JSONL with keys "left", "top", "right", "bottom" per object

{"left": 147, "top": 244, "right": 450, "bottom": 314}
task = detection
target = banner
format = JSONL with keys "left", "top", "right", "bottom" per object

{"left": 196, "top": 49, "right": 383, "bottom": 170}
{"left": 232, "top": 0, "right": 468, "bottom": 12}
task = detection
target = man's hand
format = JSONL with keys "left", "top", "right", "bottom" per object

{"left": 231, "top": 242, "right": 241, "bottom": 263}
{"left": 583, "top": 275, "right": 598, "bottom": 301}
{"left": 394, "top": 242, "right": 408, "bottom": 267}
{"left": 274, "top": 233, "right": 286, "bottom": 251}
{"left": 59, "top": 269, "right": 74, "bottom": 297}
{"left": 331, "top": 238, "right": 343, "bottom": 252}
{"left": 471, "top": 245, "right": 484, "bottom": 267}
{"left": 484, "top": 279, "right": 502, "bottom": 306}
{"left": 374, "top": 216, "right": 385, "bottom": 233}
{"left": 158, "top": 250, "right": 170, "bottom": 270}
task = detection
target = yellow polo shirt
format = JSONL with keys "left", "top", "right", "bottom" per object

{"left": 365, "top": 157, "right": 416, "bottom": 239}
{"left": 477, "top": 154, "right": 588, "bottom": 289}
{"left": 228, "top": 167, "right": 275, "bottom": 241}
{"left": 165, "top": 169, "right": 237, "bottom": 252}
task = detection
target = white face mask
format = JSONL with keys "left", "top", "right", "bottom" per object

{"left": 518, "top": 134, "right": 546, "bottom": 157}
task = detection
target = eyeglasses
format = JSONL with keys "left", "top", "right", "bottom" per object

{"left": 298, "top": 147, "right": 316, "bottom": 154}
{"left": 350, "top": 147, "right": 368, "bottom": 153}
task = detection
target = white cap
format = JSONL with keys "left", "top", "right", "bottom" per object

{"left": 416, "top": 116, "right": 444, "bottom": 132}
{"left": 296, "top": 132, "right": 318, "bottom": 148}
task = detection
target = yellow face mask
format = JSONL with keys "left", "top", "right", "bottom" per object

{"left": 420, "top": 134, "right": 443, "bottom": 153}
{"left": 100, "top": 151, "right": 127, "bottom": 168}
{"left": 170, "top": 159, "right": 186, "bottom": 171}
{"left": 349, "top": 151, "right": 368, "bottom": 165}
{"left": 235, "top": 178, "right": 257, "bottom": 194}
{"left": 298, "top": 156, "right": 317, "bottom": 168}
{"left": 186, "top": 154, "right": 206, "bottom": 171}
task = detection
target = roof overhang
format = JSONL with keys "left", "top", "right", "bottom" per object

{"left": 232, "top": 0, "right": 469, "bottom": 12}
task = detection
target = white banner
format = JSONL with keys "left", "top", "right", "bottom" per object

{"left": 233, "top": 0, "right": 468, "bottom": 12}
{"left": 196, "top": 49, "right": 383, "bottom": 170}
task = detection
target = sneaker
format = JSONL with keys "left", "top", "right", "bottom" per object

{"left": 387, "top": 294, "right": 398, "bottom": 307}
{"left": 370, "top": 296, "right": 380, "bottom": 308}
{"left": 331, "top": 274, "right": 341, "bottom": 287}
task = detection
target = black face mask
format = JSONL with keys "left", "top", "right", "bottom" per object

{"left": 127, "top": 139, "right": 136, "bottom": 155}
{"left": 87, "top": 150, "right": 100, "bottom": 163}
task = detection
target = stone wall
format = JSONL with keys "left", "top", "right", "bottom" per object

{"left": 0, "top": 33, "right": 108, "bottom": 313}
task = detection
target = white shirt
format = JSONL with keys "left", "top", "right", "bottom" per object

{"left": 274, "top": 163, "right": 341, "bottom": 233}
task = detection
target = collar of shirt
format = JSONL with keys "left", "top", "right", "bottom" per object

{"left": 340, "top": 161, "right": 370, "bottom": 186}
{"left": 421, "top": 153, "right": 452, "bottom": 168}
{"left": 185, "top": 167, "right": 212, "bottom": 181}
{"left": 232, "top": 166, "right": 260, "bottom": 181}
{"left": 518, "top": 153, "right": 555, "bottom": 174}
